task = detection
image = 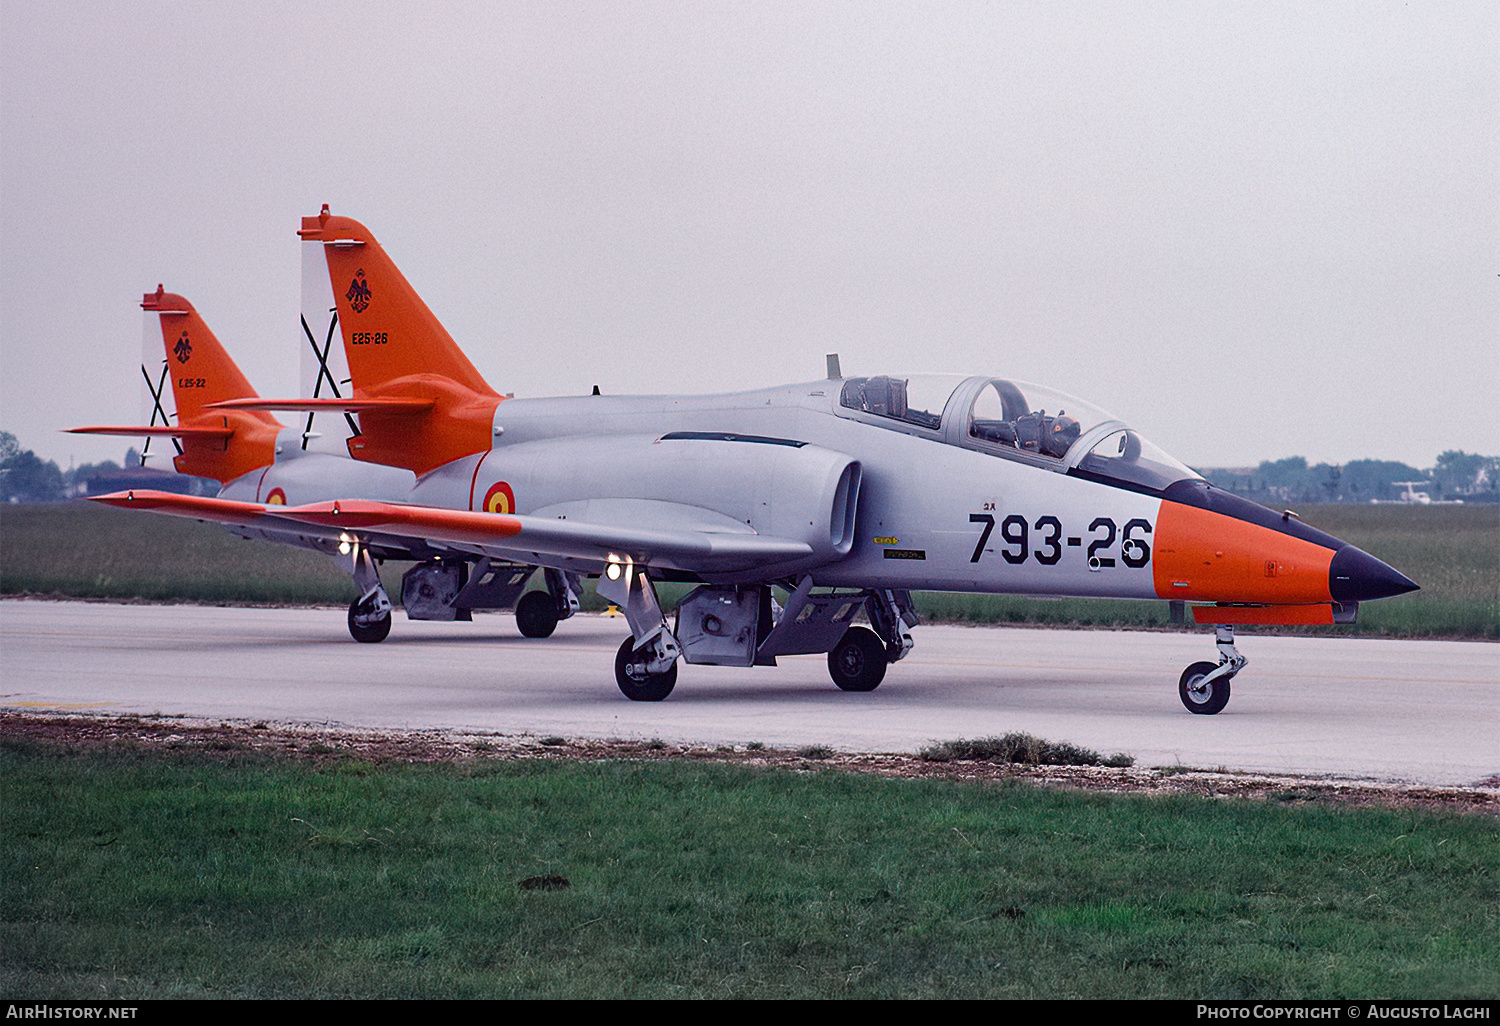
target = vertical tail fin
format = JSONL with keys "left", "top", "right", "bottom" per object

{"left": 139, "top": 287, "right": 281, "bottom": 482}
{"left": 298, "top": 207, "right": 501, "bottom": 476}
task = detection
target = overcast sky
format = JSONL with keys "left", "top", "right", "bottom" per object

{"left": 3, "top": 1, "right": 1495, "bottom": 473}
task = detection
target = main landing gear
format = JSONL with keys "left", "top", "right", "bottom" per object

{"left": 515, "top": 569, "right": 582, "bottom": 638}
{"left": 827, "top": 626, "right": 886, "bottom": 692}
{"left": 597, "top": 558, "right": 683, "bottom": 701}
{"left": 601, "top": 562, "right": 918, "bottom": 702}
{"left": 1178, "top": 625, "right": 1247, "bottom": 715}
{"left": 347, "top": 599, "right": 392, "bottom": 643}
{"left": 615, "top": 637, "right": 679, "bottom": 702}
{"left": 338, "top": 541, "right": 581, "bottom": 643}
{"left": 342, "top": 543, "right": 393, "bottom": 644}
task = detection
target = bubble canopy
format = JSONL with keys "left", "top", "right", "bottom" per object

{"left": 837, "top": 374, "right": 1201, "bottom": 494}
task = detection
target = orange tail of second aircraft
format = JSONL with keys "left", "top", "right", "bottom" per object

{"left": 70, "top": 288, "right": 282, "bottom": 484}
{"left": 298, "top": 207, "right": 502, "bottom": 476}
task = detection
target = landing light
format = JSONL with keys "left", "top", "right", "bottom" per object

{"left": 338, "top": 532, "right": 352, "bottom": 556}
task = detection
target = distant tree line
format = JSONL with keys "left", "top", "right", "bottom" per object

{"left": 0, "top": 430, "right": 214, "bottom": 503}
{"left": 1196, "top": 452, "right": 1499, "bottom": 505}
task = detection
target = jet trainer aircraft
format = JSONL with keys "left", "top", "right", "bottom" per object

{"left": 71, "top": 286, "right": 582, "bottom": 640}
{"left": 89, "top": 207, "right": 1419, "bottom": 713}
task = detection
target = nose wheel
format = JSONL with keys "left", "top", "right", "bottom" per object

{"left": 1178, "top": 625, "right": 1246, "bottom": 715}
{"left": 1179, "top": 661, "right": 1230, "bottom": 714}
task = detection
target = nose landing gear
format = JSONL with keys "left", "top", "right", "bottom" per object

{"left": 1179, "top": 625, "right": 1247, "bottom": 715}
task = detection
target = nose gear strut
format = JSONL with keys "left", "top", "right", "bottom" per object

{"left": 1178, "top": 624, "right": 1247, "bottom": 715}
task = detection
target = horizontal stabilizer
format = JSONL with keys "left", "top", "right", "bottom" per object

{"left": 207, "top": 397, "right": 435, "bottom": 414}
{"left": 67, "top": 425, "right": 234, "bottom": 439}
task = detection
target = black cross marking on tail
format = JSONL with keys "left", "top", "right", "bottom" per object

{"left": 140, "top": 360, "right": 182, "bottom": 458}
{"left": 300, "top": 309, "right": 360, "bottom": 450}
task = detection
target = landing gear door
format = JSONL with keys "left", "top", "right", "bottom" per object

{"left": 676, "top": 586, "right": 761, "bottom": 666}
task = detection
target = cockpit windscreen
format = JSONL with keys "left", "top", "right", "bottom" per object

{"left": 966, "top": 378, "right": 1201, "bottom": 492}
{"left": 839, "top": 373, "right": 1201, "bottom": 494}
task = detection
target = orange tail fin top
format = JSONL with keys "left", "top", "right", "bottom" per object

{"left": 142, "top": 286, "right": 281, "bottom": 482}
{"left": 298, "top": 208, "right": 502, "bottom": 476}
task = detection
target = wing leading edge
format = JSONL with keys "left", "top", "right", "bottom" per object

{"left": 89, "top": 491, "right": 814, "bottom": 576}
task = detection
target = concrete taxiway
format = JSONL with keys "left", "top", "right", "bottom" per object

{"left": 2, "top": 599, "right": 1495, "bottom": 787}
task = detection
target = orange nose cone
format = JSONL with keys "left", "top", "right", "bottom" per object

{"left": 1153, "top": 501, "right": 1335, "bottom": 604}
{"left": 1153, "top": 483, "right": 1420, "bottom": 609}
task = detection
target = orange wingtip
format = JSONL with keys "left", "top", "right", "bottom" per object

{"left": 273, "top": 499, "right": 522, "bottom": 540}
{"left": 1190, "top": 604, "right": 1337, "bottom": 626}
{"left": 67, "top": 425, "right": 234, "bottom": 438}
{"left": 206, "top": 397, "right": 435, "bottom": 413}
{"left": 89, "top": 490, "right": 267, "bottom": 520}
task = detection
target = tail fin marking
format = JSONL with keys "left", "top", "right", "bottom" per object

{"left": 72, "top": 288, "right": 282, "bottom": 484}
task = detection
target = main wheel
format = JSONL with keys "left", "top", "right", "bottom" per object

{"left": 828, "top": 626, "right": 887, "bottom": 692}
{"left": 615, "top": 637, "right": 677, "bottom": 701}
{"left": 347, "top": 600, "right": 391, "bottom": 644}
{"left": 1179, "top": 660, "right": 1230, "bottom": 715}
{"left": 515, "top": 591, "right": 560, "bottom": 638}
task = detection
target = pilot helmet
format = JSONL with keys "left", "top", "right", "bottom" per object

{"left": 1041, "top": 412, "right": 1080, "bottom": 458}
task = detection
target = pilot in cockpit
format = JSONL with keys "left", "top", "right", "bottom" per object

{"left": 1043, "top": 412, "right": 1080, "bottom": 456}
{"left": 972, "top": 409, "right": 1080, "bottom": 458}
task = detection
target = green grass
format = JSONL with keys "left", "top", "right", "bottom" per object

{"left": 3, "top": 500, "right": 1495, "bottom": 637}
{"left": 918, "top": 732, "right": 1132, "bottom": 767}
{"left": 2, "top": 734, "right": 1496, "bottom": 999}
{"left": 1286, "top": 504, "right": 1499, "bottom": 638}
{"left": 0, "top": 501, "right": 364, "bottom": 605}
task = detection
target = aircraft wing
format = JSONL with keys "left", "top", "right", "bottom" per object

{"left": 275, "top": 499, "right": 813, "bottom": 573}
{"left": 91, "top": 491, "right": 813, "bottom": 575}
{"left": 87, "top": 490, "right": 466, "bottom": 562}
{"left": 91, "top": 490, "right": 286, "bottom": 528}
